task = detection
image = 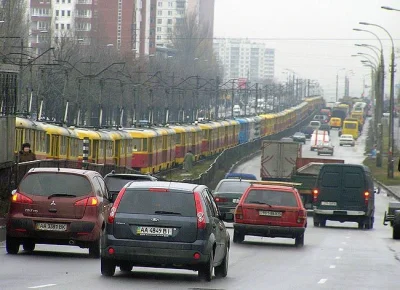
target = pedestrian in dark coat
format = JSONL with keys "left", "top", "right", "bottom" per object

{"left": 18, "top": 143, "right": 36, "bottom": 162}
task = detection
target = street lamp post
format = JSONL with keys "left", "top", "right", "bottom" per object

{"left": 360, "top": 21, "right": 396, "bottom": 178}
{"left": 336, "top": 68, "right": 345, "bottom": 102}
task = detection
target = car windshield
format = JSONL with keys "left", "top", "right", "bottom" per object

{"left": 245, "top": 190, "right": 298, "bottom": 207}
{"left": 293, "top": 132, "right": 304, "bottom": 137}
{"left": 216, "top": 181, "right": 251, "bottom": 193}
{"left": 117, "top": 190, "right": 196, "bottom": 217}
{"left": 19, "top": 173, "right": 92, "bottom": 197}
{"left": 105, "top": 176, "right": 155, "bottom": 193}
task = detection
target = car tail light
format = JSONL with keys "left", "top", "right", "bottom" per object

{"left": 364, "top": 191, "right": 370, "bottom": 205}
{"left": 312, "top": 189, "right": 319, "bottom": 202}
{"left": 193, "top": 252, "right": 201, "bottom": 260}
{"left": 214, "top": 197, "right": 228, "bottom": 203}
{"left": 297, "top": 209, "right": 307, "bottom": 223}
{"left": 149, "top": 188, "right": 169, "bottom": 192}
{"left": 235, "top": 206, "right": 243, "bottom": 221}
{"left": 108, "top": 247, "right": 115, "bottom": 255}
{"left": 11, "top": 192, "right": 33, "bottom": 204}
{"left": 108, "top": 187, "right": 126, "bottom": 224}
{"left": 194, "top": 192, "right": 206, "bottom": 229}
{"left": 74, "top": 197, "right": 98, "bottom": 207}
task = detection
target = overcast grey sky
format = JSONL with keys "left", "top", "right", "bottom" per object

{"left": 214, "top": 0, "right": 400, "bottom": 102}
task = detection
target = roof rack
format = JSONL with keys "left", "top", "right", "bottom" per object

{"left": 248, "top": 180, "right": 302, "bottom": 187}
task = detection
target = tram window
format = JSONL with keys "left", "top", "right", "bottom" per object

{"left": 132, "top": 139, "right": 142, "bottom": 152}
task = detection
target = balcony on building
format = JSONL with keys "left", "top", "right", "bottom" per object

{"left": 30, "top": 0, "right": 52, "bottom": 7}
{"left": 75, "top": 0, "right": 93, "bottom": 8}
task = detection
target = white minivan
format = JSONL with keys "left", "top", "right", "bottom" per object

{"left": 310, "top": 130, "right": 330, "bottom": 151}
{"left": 233, "top": 105, "right": 241, "bottom": 116}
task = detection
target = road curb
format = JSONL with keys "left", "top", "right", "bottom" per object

{"left": 372, "top": 178, "right": 400, "bottom": 201}
{"left": 227, "top": 150, "right": 262, "bottom": 175}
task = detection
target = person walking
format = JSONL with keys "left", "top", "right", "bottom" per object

{"left": 18, "top": 143, "right": 36, "bottom": 162}
{"left": 183, "top": 150, "right": 194, "bottom": 172}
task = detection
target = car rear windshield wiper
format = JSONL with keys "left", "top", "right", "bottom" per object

{"left": 47, "top": 193, "right": 77, "bottom": 199}
{"left": 154, "top": 210, "right": 182, "bottom": 215}
{"left": 248, "top": 201, "right": 272, "bottom": 207}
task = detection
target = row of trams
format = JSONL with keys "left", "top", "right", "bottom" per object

{"left": 14, "top": 97, "right": 324, "bottom": 174}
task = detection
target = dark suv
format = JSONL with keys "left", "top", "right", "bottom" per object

{"left": 6, "top": 168, "right": 110, "bottom": 257}
{"left": 101, "top": 181, "right": 230, "bottom": 281}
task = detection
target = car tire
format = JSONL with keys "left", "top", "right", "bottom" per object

{"left": 89, "top": 239, "right": 101, "bottom": 258}
{"left": 214, "top": 246, "right": 229, "bottom": 278}
{"left": 295, "top": 234, "right": 304, "bottom": 247}
{"left": 6, "top": 236, "right": 20, "bottom": 255}
{"left": 233, "top": 231, "right": 244, "bottom": 243}
{"left": 101, "top": 258, "right": 116, "bottom": 277}
{"left": 198, "top": 253, "right": 214, "bottom": 281}
{"left": 393, "top": 226, "right": 400, "bottom": 239}
{"left": 320, "top": 220, "right": 326, "bottom": 227}
{"left": 23, "top": 240, "right": 35, "bottom": 252}
{"left": 313, "top": 220, "right": 320, "bottom": 227}
{"left": 120, "top": 264, "right": 133, "bottom": 272}
{"left": 364, "top": 217, "right": 373, "bottom": 230}
{"left": 358, "top": 222, "right": 364, "bottom": 229}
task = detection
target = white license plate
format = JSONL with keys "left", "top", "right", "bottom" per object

{"left": 259, "top": 210, "right": 282, "bottom": 217}
{"left": 233, "top": 199, "right": 240, "bottom": 203}
{"left": 36, "top": 223, "right": 67, "bottom": 231}
{"left": 321, "top": 201, "right": 337, "bottom": 206}
{"left": 136, "top": 226, "right": 173, "bottom": 236}
{"left": 230, "top": 208, "right": 236, "bottom": 213}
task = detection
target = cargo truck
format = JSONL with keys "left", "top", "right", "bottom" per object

{"left": 260, "top": 140, "right": 344, "bottom": 209}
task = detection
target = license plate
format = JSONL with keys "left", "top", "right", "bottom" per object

{"left": 233, "top": 199, "right": 240, "bottom": 203}
{"left": 136, "top": 226, "right": 173, "bottom": 237}
{"left": 259, "top": 210, "right": 282, "bottom": 217}
{"left": 321, "top": 201, "right": 337, "bottom": 206}
{"left": 230, "top": 208, "right": 236, "bottom": 213}
{"left": 36, "top": 223, "right": 67, "bottom": 231}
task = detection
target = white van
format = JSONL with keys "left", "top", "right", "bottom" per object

{"left": 233, "top": 105, "right": 241, "bottom": 116}
{"left": 309, "top": 121, "right": 321, "bottom": 131}
{"left": 310, "top": 130, "right": 330, "bottom": 151}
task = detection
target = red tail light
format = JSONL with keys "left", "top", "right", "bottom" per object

{"left": 149, "top": 188, "right": 169, "bottom": 192}
{"left": 214, "top": 197, "right": 228, "bottom": 203}
{"left": 108, "top": 187, "right": 127, "bottom": 224}
{"left": 313, "top": 189, "right": 319, "bottom": 202}
{"left": 364, "top": 191, "right": 370, "bottom": 205}
{"left": 297, "top": 209, "right": 307, "bottom": 223}
{"left": 74, "top": 197, "right": 98, "bottom": 206}
{"left": 194, "top": 192, "right": 206, "bottom": 229}
{"left": 11, "top": 192, "right": 33, "bottom": 204}
{"left": 235, "top": 206, "right": 243, "bottom": 221}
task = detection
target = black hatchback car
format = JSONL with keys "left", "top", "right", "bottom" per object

{"left": 101, "top": 181, "right": 230, "bottom": 281}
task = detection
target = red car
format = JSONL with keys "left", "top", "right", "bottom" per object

{"left": 233, "top": 182, "right": 307, "bottom": 246}
{"left": 6, "top": 168, "right": 111, "bottom": 257}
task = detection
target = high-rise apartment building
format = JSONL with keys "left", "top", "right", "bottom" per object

{"left": 213, "top": 39, "right": 275, "bottom": 82}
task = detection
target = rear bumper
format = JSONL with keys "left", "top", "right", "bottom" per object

{"left": 101, "top": 236, "right": 210, "bottom": 268}
{"left": 6, "top": 218, "right": 99, "bottom": 243}
{"left": 314, "top": 209, "right": 366, "bottom": 216}
{"left": 233, "top": 223, "right": 305, "bottom": 238}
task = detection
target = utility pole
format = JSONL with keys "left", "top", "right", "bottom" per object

{"left": 335, "top": 73, "right": 339, "bottom": 101}
{"left": 19, "top": 38, "right": 23, "bottom": 114}
{"left": 231, "top": 80, "right": 235, "bottom": 118}
{"left": 214, "top": 76, "right": 220, "bottom": 120}
{"left": 255, "top": 83, "right": 259, "bottom": 115}
{"left": 307, "top": 79, "right": 310, "bottom": 97}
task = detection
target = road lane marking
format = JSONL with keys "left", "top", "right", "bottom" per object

{"left": 339, "top": 248, "right": 344, "bottom": 251}
{"left": 335, "top": 256, "right": 341, "bottom": 259}
{"left": 329, "top": 265, "right": 336, "bottom": 269}
{"left": 341, "top": 242, "right": 347, "bottom": 245}
{"left": 346, "top": 236, "right": 350, "bottom": 239}
{"left": 28, "top": 284, "right": 56, "bottom": 289}
{"left": 318, "top": 279, "right": 328, "bottom": 284}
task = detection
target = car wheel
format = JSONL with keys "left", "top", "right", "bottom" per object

{"left": 120, "top": 264, "right": 133, "bottom": 272}
{"left": 358, "top": 222, "right": 364, "bottom": 229}
{"left": 320, "top": 220, "right": 326, "bottom": 227}
{"left": 6, "top": 236, "right": 20, "bottom": 255}
{"left": 101, "top": 258, "right": 116, "bottom": 277}
{"left": 364, "top": 217, "right": 373, "bottom": 230}
{"left": 23, "top": 240, "right": 35, "bottom": 252}
{"left": 89, "top": 239, "right": 101, "bottom": 258}
{"left": 198, "top": 252, "right": 214, "bottom": 281}
{"left": 214, "top": 246, "right": 229, "bottom": 278}
{"left": 295, "top": 234, "right": 304, "bottom": 247}
{"left": 313, "top": 220, "right": 320, "bottom": 227}
{"left": 233, "top": 231, "right": 244, "bottom": 243}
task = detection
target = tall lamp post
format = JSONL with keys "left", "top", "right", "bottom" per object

{"left": 360, "top": 21, "right": 396, "bottom": 178}
{"left": 336, "top": 68, "right": 345, "bottom": 102}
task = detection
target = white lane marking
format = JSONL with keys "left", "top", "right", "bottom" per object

{"left": 329, "top": 265, "right": 336, "bottom": 269}
{"left": 341, "top": 242, "right": 347, "bottom": 245}
{"left": 318, "top": 279, "right": 328, "bottom": 284}
{"left": 335, "top": 256, "right": 341, "bottom": 259}
{"left": 339, "top": 248, "right": 344, "bottom": 251}
{"left": 28, "top": 284, "right": 57, "bottom": 289}
{"left": 346, "top": 236, "right": 350, "bottom": 239}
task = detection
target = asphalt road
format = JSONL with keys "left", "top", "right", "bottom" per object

{"left": 1, "top": 120, "right": 400, "bottom": 290}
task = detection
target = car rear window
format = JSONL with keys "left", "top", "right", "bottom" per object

{"left": 117, "top": 190, "right": 196, "bottom": 217}
{"left": 216, "top": 181, "right": 251, "bottom": 193}
{"left": 19, "top": 173, "right": 92, "bottom": 197}
{"left": 321, "top": 172, "right": 340, "bottom": 187}
{"left": 344, "top": 173, "right": 363, "bottom": 188}
{"left": 105, "top": 176, "right": 154, "bottom": 192}
{"left": 244, "top": 189, "right": 298, "bottom": 207}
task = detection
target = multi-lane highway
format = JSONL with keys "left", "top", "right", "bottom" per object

{"left": 1, "top": 121, "right": 400, "bottom": 290}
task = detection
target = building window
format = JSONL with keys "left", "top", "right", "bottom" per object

{"left": 56, "top": 10, "right": 59, "bottom": 16}
{"left": 157, "top": 27, "right": 161, "bottom": 32}
{"left": 167, "top": 19, "right": 172, "bottom": 25}
{"left": 61, "top": 10, "right": 65, "bottom": 16}
{"left": 157, "top": 19, "right": 162, "bottom": 24}
{"left": 67, "top": 24, "right": 70, "bottom": 29}
{"left": 157, "top": 10, "right": 162, "bottom": 16}
{"left": 158, "top": 1, "right": 162, "bottom": 7}
{"left": 56, "top": 0, "right": 59, "bottom": 3}
{"left": 62, "top": 0, "right": 65, "bottom": 3}
{"left": 67, "top": 10, "right": 71, "bottom": 16}
{"left": 68, "top": 0, "right": 71, "bottom": 2}
{"left": 168, "top": 2, "right": 173, "bottom": 7}
{"left": 168, "top": 10, "right": 172, "bottom": 16}
{"left": 55, "top": 23, "right": 59, "bottom": 29}
{"left": 61, "top": 23, "right": 65, "bottom": 29}
{"left": 167, "top": 27, "right": 172, "bottom": 33}
{"left": 157, "top": 35, "right": 161, "bottom": 40}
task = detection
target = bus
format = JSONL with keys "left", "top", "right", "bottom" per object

{"left": 342, "top": 120, "right": 359, "bottom": 139}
